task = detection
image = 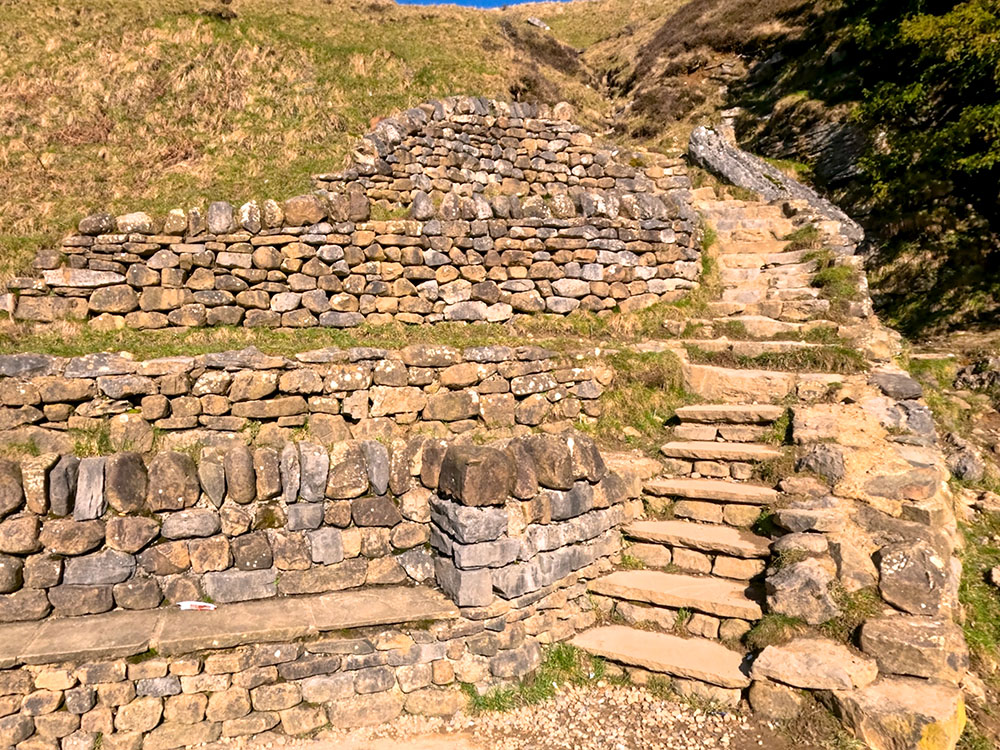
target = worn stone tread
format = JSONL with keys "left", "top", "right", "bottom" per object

{"left": 658, "top": 441, "right": 783, "bottom": 462}
{"left": 675, "top": 404, "right": 786, "bottom": 424}
{"left": 626, "top": 520, "right": 770, "bottom": 559}
{"left": 588, "top": 570, "right": 762, "bottom": 620}
{"left": 571, "top": 625, "right": 750, "bottom": 688}
{"left": 3, "top": 586, "right": 459, "bottom": 665}
{"left": 643, "top": 477, "right": 777, "bottom": 504}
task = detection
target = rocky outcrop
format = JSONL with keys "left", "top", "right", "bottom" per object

{"left": 689, "top": 125, "right": 863, "bottom": 244}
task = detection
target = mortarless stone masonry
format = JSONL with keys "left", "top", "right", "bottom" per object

{"left": 2, "top": 98, "right": 699, "bottom": 329}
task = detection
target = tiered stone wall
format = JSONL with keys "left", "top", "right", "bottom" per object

{"left": 0, "top": 345, "right": 612, "bottom": 454}
{"left": 0, "top": 428, "right": 633, "bottom": 624}
{"left": 3, "top": 98, "right": 698, "bottom": 328}
{"left": 0, "top": 428, "right": 639, "bottom": 749}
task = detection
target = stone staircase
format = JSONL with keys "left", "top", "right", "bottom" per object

{"left": 572, "top": 191, "right": 874, "bottom": 706}
{"left": 578, "top": 402, "right": 779, "bottom": 702}
{"left": 698, "top": 198, "right": 845, "bottom": 323}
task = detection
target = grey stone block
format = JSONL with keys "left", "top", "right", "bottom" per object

{"left": 64, "top": 549, "right": 135, "bottom": 585}
{"left": 298, "top": 443, "right": 328, "bottom": 503}
{"left": 48, "top": 455, "right": 79, "bottom": 517}
{"left": 307, "top": 528, "right": 344, "bottom": 565}
{"left": 429, "top": 495, "right": 507, "bottom": 544}
{"left": 360, "top": 441, "right": 390, "bottom": 496}
{"left": 203, "top": 569, "right": 277, "bottom": 604}
{"left": 434, "top": 557, "right": 492, "bottom": 607}
{"left": 547, "top": 481, "right": 594, "bottom": 521}
{"left": 73, "top": 457, "right": 106, "bottom": 521}
{"left": 287, "top": 503, "right": 324, "bottom": 531}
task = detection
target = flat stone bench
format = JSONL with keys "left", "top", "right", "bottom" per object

{"left": 0, "top": 585, "right": 457, "bottom": 668}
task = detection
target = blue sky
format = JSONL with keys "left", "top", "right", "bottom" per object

{"left": 396, "top": 0, "right": 569, "bottom": 7}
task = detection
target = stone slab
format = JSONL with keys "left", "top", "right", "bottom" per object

{"left": 589, "top": 570, "right": 762, "bottom": 620}
{"left": 643, "top": 478, "right": 777, "bottom": 504}
{"left": 659, "top": 441, "right": 782, "bottom": 462}
{"left": 675, "top": 404, "right": 786, "bottom": 424}
{"left": 21, "top": 610, "right": 158, "bottom": 664}
{"left": 626, "top": 520, "right": 770, "bottom": 558}
{"left": 3, "top": 586, "right": 458, "bottom": 664}
{"left": 0, "top": 622, "right": 43, "bottom": 668}
{"left": 571, "top": 625, "right": 750, "bottom": 688}
{"left": 309, "top": 586, "right": 459, "bottom": 631}
{"left": 156, "top": 597, "right": 313, "bottom": 656}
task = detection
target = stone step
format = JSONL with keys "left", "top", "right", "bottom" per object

{"left": 675, "top": 404, "right": 786, "bottom": 424}
{"left": 659, "top": 441, "right": 782, "bottom": 462}
{"left": 717, "top": 240, "right": 792, "bottom": 256}
{"left": 643, "top": 477, "right": 778, "bottom": 504}
{"left": 687, "top": 315, "right": 842, "bottom": 339}
{"left": 719, "top": 250, "right": 815, "bottom": 268}
{"left": 626, "top": 519, "right": 770, "bottom": 559}
{"left": 0, "top": 586, "right": 459, "bottom": 667}
{"left": 588, "top": 570, "right": 763, "bottom": 620}
{"left": 571, "top": 625, "right": 751, "bottom": 688}
{"left": 680, "top": 339, "right": 821, "bottom": 356}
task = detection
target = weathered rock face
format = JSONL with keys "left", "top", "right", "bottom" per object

{"left": 832, "top": 677, "right": 965, "bottom": 750}
{"left": 689, "top": 125, "right": 862, "bottom": 243}
{"left": 751, "top": 638, "right": 877, "bottom": 690}
{"left": 876, "top": 540, "right": 952, "bottom": 616}
{"left": 7, "top": 98, "right": 699, "bottom": 331}
{"left": 765, "top": 558, "right": 840, "bottom": 625}
{"left": 859, "top": 617, "right": 968, "bottom": 684}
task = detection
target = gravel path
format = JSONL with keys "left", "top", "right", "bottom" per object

{"left": 215, "top": 683, "right": 798, "bottom": 750}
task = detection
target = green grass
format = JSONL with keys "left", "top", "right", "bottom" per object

{"left": 783, "top": 225, "right": 822, "bottom": 252}
{"left": 752, "top": 447, "right": 798, "bottom": 485}
{"left": 685, "top": 345, "right": 868, "bottom": 375}
{"left": 0, "top": 319, "right": 582, "bottom": 360}
{"left": 906, "top": 355, "right": 959, "bottom": 390}
{"left": 581, "top": 349, "right": 693, "bottom": 452}
{"left": 762, "top": 409, "right": 793, "bottom": 445}
{"left": 71, "top": 422, "right": 117, "bottom": 457}
{"left": 0, "top": 0, "right": 610, "bottom": 283}
{"left": 820, "top": 586, "right": 882, "bottom": 643}
{"left": 959, "top": 511, "right": 1000, "bottom": 678}
{"left": 744, "top": 613, "right": 807, "bottom": 651}
{"left": 463, "top": 643, "right": 608, "bottom": 714}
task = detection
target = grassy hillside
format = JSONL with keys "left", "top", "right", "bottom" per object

{"left": 0, "top": 0, "right": 608, "bottom": 281}
{"left": 2, "top": 0, "right": 997, "bottom": 338}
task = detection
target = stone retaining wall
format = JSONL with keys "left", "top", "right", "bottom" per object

{"left": 0, "top": 345, "right": 612, "bottom": 455}
{"left": 0, "top": 423, "right": 639, "bottom": 749}
{"left": 3, "top": 98, "right": 698, "bottom": 329}
{"left": 0, "top": 427, "right": 635, "bottom": 624}
{"left": 0, "top": 583, "right": 597, "bottom": 750}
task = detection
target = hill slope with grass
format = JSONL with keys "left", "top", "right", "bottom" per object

{"left": 0, "top": 0, "right": 611, "bottom": 282}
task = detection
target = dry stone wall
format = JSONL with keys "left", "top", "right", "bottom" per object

{"left": 0, "top": 344, "right": 612, "bottom": 455}
{"left": 0, "top": 428, "right": 635, "bottom": 624}
{"left": 3, "top": 98, "right": 698, "bottom": 329}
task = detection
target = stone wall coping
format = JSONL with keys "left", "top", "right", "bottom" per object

{"left": 0, "top": 343, "right": 603, "bottom": 378}
{"left": 0, "top": 585, "right": 457, "bottom": 668}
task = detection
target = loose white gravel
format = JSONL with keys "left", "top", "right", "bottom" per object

{"left": 214, "top": 683, "right": 794, "bottom": 750}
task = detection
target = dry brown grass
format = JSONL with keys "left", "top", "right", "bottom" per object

{"left": 0, "top": 0, "right": 611, "bottom": 283}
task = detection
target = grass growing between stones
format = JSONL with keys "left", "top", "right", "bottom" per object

{"left": 580, "top": 350, "right": 693, "bottom": 452}
{"left": 743, "top": 613, "right": 808, "bottom": 651}
{"left": 462, "top": 643, "right": 609, "bottom": 714}
{"left": 959, "top": 511, "right": 1000, "bottom": 682}
{"left": 782, "top": 225, "right": 822, "bottom": 252}
{"left": 819, "top": 586, "right": 882, "bottom": 644}
{"left": 684, "top": 344, "right": 868, "bottom": 375}
{"left": 0, "top": 319, "right": 593, "bottom": 360}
